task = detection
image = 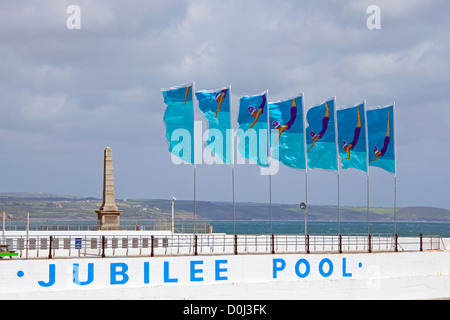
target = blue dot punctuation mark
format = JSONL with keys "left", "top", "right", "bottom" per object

{"left": 358, "top": 262, "right": 363, "bottom": 268}
{"left": 17, "top": 271, "right": 24, "bottom": 278}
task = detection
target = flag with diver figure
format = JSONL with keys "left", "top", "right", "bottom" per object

{"left": 367, "top": 104, "right": 396, "bottom": 174}
{"left": 161, "top": 82, "right": 195, "bottom": 164}
{"left": 195, "top": 86, "right": 232, "bottom": 164}
{"left": 236, "top": 91, "right": 269, "bottom": 167}
{"left": 306, "top": 97, "right": 338, "bottom": 171}
{"left": 337, "top": 101, "right": 368, "bottom": 172}
{"left": 269, "top": 94, "right": 306, "bottom": 169}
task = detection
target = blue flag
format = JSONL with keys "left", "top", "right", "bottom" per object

{"left": 367, "top": 104, "right": 395, "bottom": 174}
{"left": 306, "top": 98, "right": 337, "bottom": 171}
{"left": 337, "top": 102, "right": 368, "bottom": 172}
{"left": 195, "top": 86, "right": 232, "bottom": 164}
{"left": 269, "top": 94, "right": 306, "bottom": 169}
{"left": 161, "top": 83, "right": 195, "bottom": 164}
{"left": 236, "top": 91, "right": 269, "bottom": 167}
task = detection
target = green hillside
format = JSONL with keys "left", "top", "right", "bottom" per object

{"left": 0, "top": 193, "right": 449, "bottom": 222}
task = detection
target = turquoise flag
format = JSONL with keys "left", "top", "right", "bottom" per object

{"left": 367, "top": 104, "right": 395, "bottom": 174}
{"left": 195, "top": 86, "right": 232, "bottom": 164}
{"left": 236, "top": 91, "right": 269, "bottom": 167}
{"left": 306, "top": 98, "right": 337, "bottom": 171}
{"left": 269, "top": 94, "right": 306, "bottom": 169}
{"left": 337, "top": 102, "right": 368, "bottom": 172}
{"left": 161, "top": 82, "right": 195, "bottom": 164}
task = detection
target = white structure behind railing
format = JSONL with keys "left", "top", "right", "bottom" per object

{"left": 1, "top": 230, "right": 446, "bottom": 260}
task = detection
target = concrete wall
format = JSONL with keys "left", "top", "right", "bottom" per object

{"left": 0, "top": 251, "right": 448, "bottom": 299}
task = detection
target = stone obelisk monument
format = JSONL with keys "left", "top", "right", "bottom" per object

{"left": 96, "top": 147, "right": 122, "bottom": 230}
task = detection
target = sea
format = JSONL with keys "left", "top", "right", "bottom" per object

{"left": 3, "top": 220, "right": 450, "bottom": 237}
{"left": 210, "top": 220, "right": 450, "bottom": 237}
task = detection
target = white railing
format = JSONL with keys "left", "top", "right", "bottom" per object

{"left": 0, "top": 233, "right": 442, "bottom": 260}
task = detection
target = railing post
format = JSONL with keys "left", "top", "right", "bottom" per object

{"left": 151, "top": 235, "right": 154, "bottom": 257}
{"left": 420, "top": 234, "right": 423, "bottom": 252}
{"left": 271, "top": 234, "right": 275, "bottom": 254}
{"left": 368, "top": 234, "right": 372, "bottom": 253}
{"left": 234, "top": 234, "right": 238, "bottom": 255}
{"left": 194, "top": 235, "right": 198, "bottom": 256}
{"left": 306, "top": 234, "right": 310, "bottom": 254}
{"left": 394, "top": 234, "right": 398, "bottom": 252}
{"left": 101, "top": 236, "right": 106, "bottom": 258}
{"left": 338, "top": 234, "right": 342, "bottom": 254}
{"left": 48, "top": 236, "right": 53, "bottom": 259}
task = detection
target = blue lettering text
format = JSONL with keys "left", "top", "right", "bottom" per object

{"left": 342, "top": 258, "right": 352, "bottom": 277}
{"left": 73, "top": 263, "right": 94, "bottom": 286}
{"left": 215, "top": 260, "right": 228, "bottom": 281}
{"left": 144, "top": 261, "right": 150, "bottom": 284}
{"left": 273, "top": 258, "right": 286, "bottom": 279}
{"left": 318, "top": 258, "right": 333, "bottom": 278}
{"left": 295, "top": 259, "right": 310, "bottom": 278}
{"left": 164, "top": 261, "right": 178, "bottom": 283}
{"left": 190, "top": 261, "right": 204, "bottom": 282}
{"left": 110, "top": 263, "right": 129, "bottom": 285}
{"left": 38, "top": 264, "right": 56, "bottom": 287}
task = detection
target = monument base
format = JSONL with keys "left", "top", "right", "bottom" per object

{"left": 96, "top": 210, "right": 123, "bottom": 230}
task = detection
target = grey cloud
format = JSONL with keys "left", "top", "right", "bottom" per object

{"left": 0, "top": 0, "right": 449, "bottom": 209}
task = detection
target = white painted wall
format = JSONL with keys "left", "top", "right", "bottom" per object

{"left": 0, "top": 251, "right": 448, "bottom": 300}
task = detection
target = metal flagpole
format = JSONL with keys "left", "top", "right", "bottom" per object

{"left": 302, "top": 94, "right": 308, "bottom": 237}
{"left": 364, "top": 100, "right": 370, "bottom": 235}
{"left": 367, "top": 174, "right": 370, "bottom": 234}
{"left": 266, "top": 89, "right": 272, "bottom": 235}
{"left": 229, "top": 85, "right": 236, "bottom": 235}
{"left": 337, "top": 172, "right": 340, "bottom": 234}
{"left": 393, "top": 102, "right": 397, "bottom": 235}
{"left": 232, "top": 166, "right": 236, "bottom": 235}
{"left": 26, "top": 212, "right": 29, "bottom": 259}
{"left": 2, "top": 212, "right": 5, "bottom": 245}
{"left": 394, "top": 175, "right": 397, "bottom": 234}
{"left": 269, "top": 174, "right": 272, "bottom": 235}
{"left": 193, "top": 165, "right": 196, "bottom": 234}
{"left": 333, "top": 97, "right": 340, "bottom": 234}
{"left": 192, "top": 81, "right": 197, "bottom": 235}
{"left": 305, "top": 172, "right": 308, "bottom": 235}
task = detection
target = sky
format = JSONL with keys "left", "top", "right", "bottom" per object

{"left": 0, "top": 0, "right": 449, "bottom": 210}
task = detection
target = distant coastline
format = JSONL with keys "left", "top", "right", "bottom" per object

{"left": 0, "top": 192, "right": 449, "bottom": 223}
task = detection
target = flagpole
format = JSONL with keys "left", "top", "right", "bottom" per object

{"left": 305, "top": 171, "right": 308, "bottom": 235}
{"left": 232, "top": 166, "right": 236, "bottom": 234}
{"left": 192, "top": 81, "right": 197, "bottom": 235}
{"left": 193, "top": 165, "right": 196, "bottom": 234}
{"left": 337, "top": 172, "right": 340, "bottom": 234}
{"left": 26, "top": 212, "right": 29, "bottom": 259}
{"left": 393, "top": 102, "right": 397, "bottom": 235}
{"left": 367, "top": 174, "right": 370, "bottom": 234}
{"left": 2, "top": 212, "right": 5, "bottom": 245}
{"left": 364, "top": 100, "right": 370, "bottom": 235}
{"left": 394, "top": 175, "right": 397, "bottom": 234}
{"left": 269, "top": 174, "right": 272, "bottom": 235}
{"left": 302, "top": 94, "right": 308, "bottom": 237}
{"left": 333, "top": 97, "right": 340, "bottom": 234}
{"left": 266, "top": 89, "right": 272, "bottom": 235}
{"left": 229, "top": 85, "right": 236, "bottom": 235}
